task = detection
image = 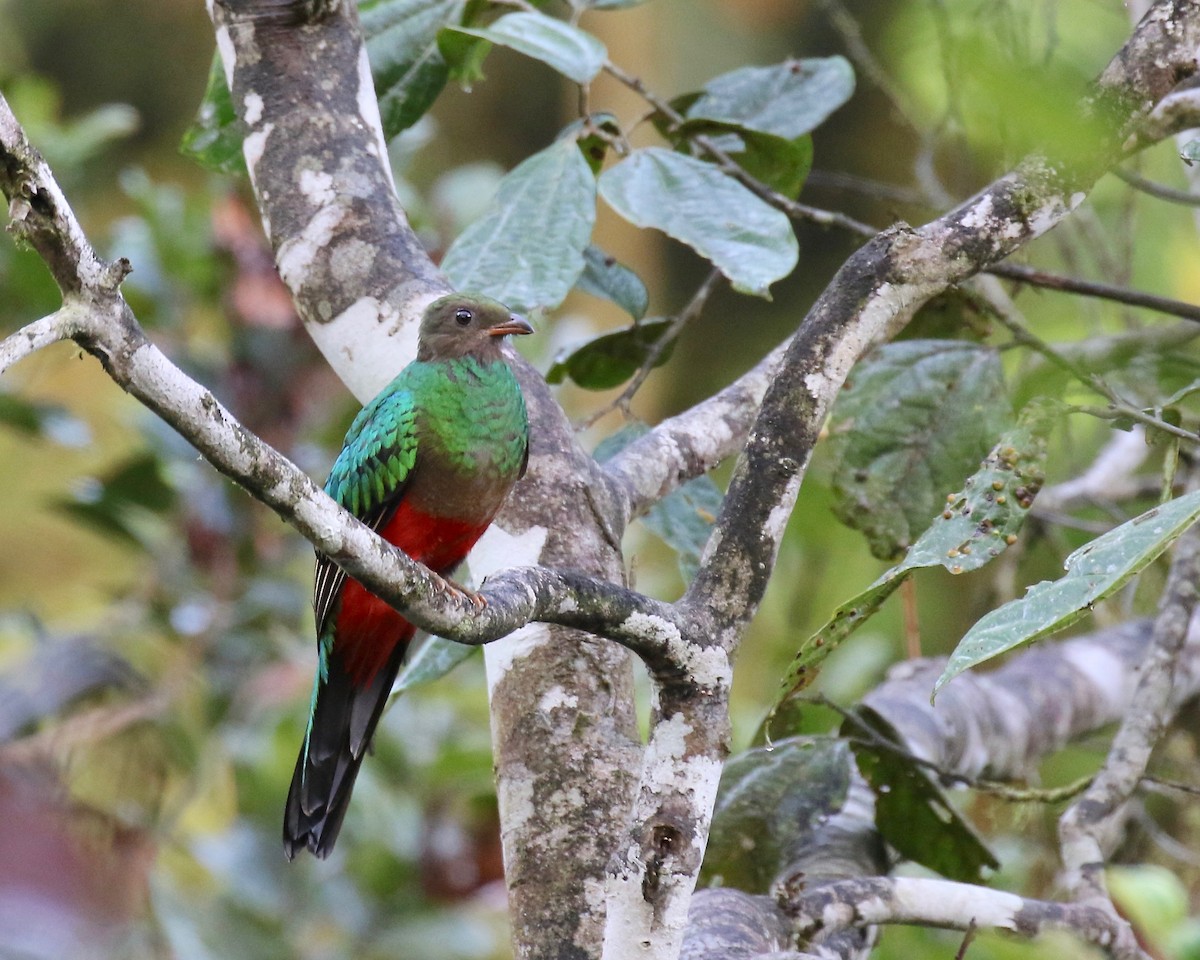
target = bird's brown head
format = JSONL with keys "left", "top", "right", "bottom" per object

{"left": 417, "top": 294, "right": 533, "bottom": 361}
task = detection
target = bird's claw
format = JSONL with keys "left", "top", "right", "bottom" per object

{"left": 438, "top": 577, "right": 488, "bottom": 612}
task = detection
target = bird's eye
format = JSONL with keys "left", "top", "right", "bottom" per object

{"left": 454, "top": 308, "right": 473, "bottom": 326}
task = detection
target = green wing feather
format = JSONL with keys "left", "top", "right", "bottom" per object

{"left": 313, "top": 382, "right": 420, "bottom": 637}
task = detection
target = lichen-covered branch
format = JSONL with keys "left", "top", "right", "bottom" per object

{"left": 680, "top": 0, "right": 1200, "bottom": 655}
{"left": 203, "top": 4, "right": 648, "bottom": 956}
{"left": 679, "top": 618, "right": 1199, "bottom": 960}
{"left": 779, "top": 876, "right": 1144, "bottom": 960}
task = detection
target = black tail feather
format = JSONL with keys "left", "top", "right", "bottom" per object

{"left": 283, "top": 644, "right": 407, "bottom": 859}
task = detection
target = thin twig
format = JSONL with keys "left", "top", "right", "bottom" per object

{"left": 1072, "top": 404, "right": 1199, "bottom": 444}
{"left": 1114, "top": 167, "right": 1200, "bottom": 206}
{"left": 954, "top": 919, "right": 979, "bottom": 960}
{"left": 577, "top": 269, "right": 723, "bottom": 430}
{"left": 0, "top": 310, "right": 75, "bottom": 375}
{"left": 989, "top": 262, "right": 1200, "bottom": 324}
{"left": 601, "top": 60, "right": 880, "bottom": 238}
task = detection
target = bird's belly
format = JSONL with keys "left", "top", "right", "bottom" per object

{"left": 333, "top": 501, "right": 493, "bottom": 685}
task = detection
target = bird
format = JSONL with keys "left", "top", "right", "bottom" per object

{"left": 284, "top": 293, "right": 532, "bottom": 859}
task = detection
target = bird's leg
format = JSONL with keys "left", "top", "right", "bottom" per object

{"left": 435, "top": 574, "right": 488, "bottom": 611}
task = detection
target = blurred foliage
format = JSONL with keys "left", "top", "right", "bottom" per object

{"left": 4, "top": 1, "right": 1200, "bottom": 959}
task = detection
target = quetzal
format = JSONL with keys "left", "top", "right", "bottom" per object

{"left": 284, "top": 293, "right": 532, "bottom": 859}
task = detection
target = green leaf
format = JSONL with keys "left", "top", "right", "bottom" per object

{"left": 846, "top": 707, "right": 999, "bottom": 882}
{"left": 935, "top": 488, "right": 1200, "bottom": 696}
{"left": 0, "top": 393, "right": 90, "bottom": 447}
{"left": 436, "top": 26, "right": 490, "bottom": 87}
{"left": 180, "top": 55, "right": 246, "bottom": 175}
{"left": 828, "top": 340, "right": 1012, "bottom": 561}
{"left": 443, "top": 11, "right": 607, "bottom": 85}
{"left": 364, "top": 0, "right": 467, "bottom": 137}
{"left": 599, "top": 147, "right": 797, "bottom": 297}
{"left": 547, "top": 319, "right": 673, "bottom": 389}
{"left": 560, "top": 112, "right": 623, "bottom": 174}
{"left": 54, "top": 453, "right": 177, "bottom": 549}
{"left": 702, "top": 737, "right": 851, "bottom": 893}
{"left": 441, "top": 137, "right": 596, "bottom": 312}
{"left": 723, "top": 130, "right": 813, "bottom": 199}
{"left": 683, "top": 58, "right": 855, "bottom": 141}
{"left": 642, "top": 473, "right": 723, "bottom": 582}
{"left": 766, "top": 401, "right": 1054, "bottom": 729}
{"left": 575, "top": 245, "right": 649, "bottom": 320}
{"left": 1182, "top": 139, "right": 1200, "bottom": 166}
{"left": 392, "top": 635, "right": 477, "bottom": 695}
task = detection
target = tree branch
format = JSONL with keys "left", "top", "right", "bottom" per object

{"left": 778, "top": 876, "right": 1145, "bottom": 960}
{"left": 681, "top": 0, "right": 1200, "bottom": 651}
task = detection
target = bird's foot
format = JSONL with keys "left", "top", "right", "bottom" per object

{"left": 438, "top": 577, "right": 488, "bottom": 612}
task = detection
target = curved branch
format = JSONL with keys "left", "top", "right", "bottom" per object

{"left": 681, "top": 0, "right": 1200, "bottom": 648}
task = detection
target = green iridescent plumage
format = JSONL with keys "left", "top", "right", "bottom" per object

{"left": 285, "top": 294, "right": 532, "bottom": 860}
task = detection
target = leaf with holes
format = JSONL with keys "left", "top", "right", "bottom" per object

{"left": 847, "top": 706, "right": 999, "bottom": 882}
{"left": 764, "top": 401, "right": 1054, "bottom": 735}
{"left": 829, "top": 340, "right": 1011, "bottom": 561}
{"left": 935, "top": 488, "right": 1200, "bottom": 696}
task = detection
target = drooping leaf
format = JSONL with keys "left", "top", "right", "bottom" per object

{"left": 546, "top": 319, "right": 673, "bottom": 390}
{"left": 392, "top": 635, "right": 478, "bottom": 696}
{"left": 0, "top": 393, "right": 90, "bottom": 447}
{"left": 441, "top": 136, "right": 596, "bottom": 312}
{"left": 442, "top": 11, "right": 607, "bottom": 85}
{"left": 828, "top": 340, "right": 1012, "bottom": 561}
{"left": 364, "top": 0, "right": 467, "bottom": 137}
{"left": 180, "top": 55, "right": 246, "bottom": 175}
{"left": 766, "top": 401, "right": 1054, "bottom": 731}
{"left": 599, "top": 147, "right": 797, "bottom": 297}
{"left": 682, "top": 58, "right": 855, "bottom": 141}
{"left": 702, "top": 737, "right": 851, "bottom": 893}
{"left": 935, "top": 488, "right": 1200, "bottom": 696}
{"left": 845, "top": 707, "right": 999, "bottom": 882}
{"left": 575, "top": 245, "right": 649, "bottom": 320}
